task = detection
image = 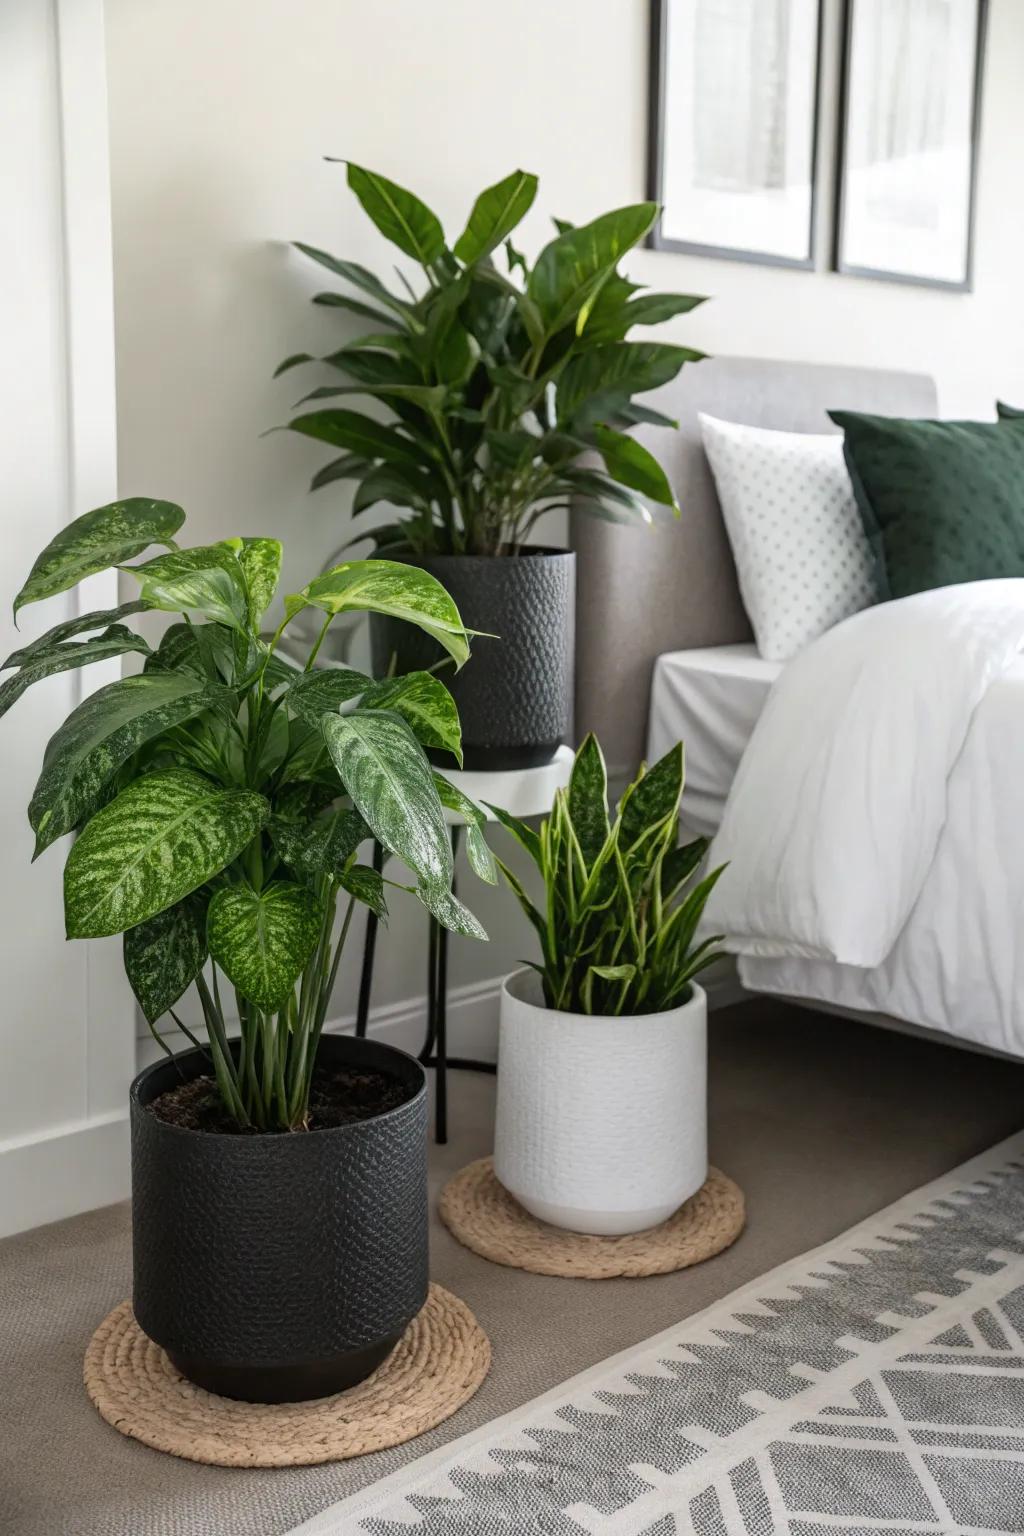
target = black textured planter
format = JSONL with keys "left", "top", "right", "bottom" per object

{"left": 370, "top": 548, "right": 576, "bottom": 771}
{"left": 130, "top": 1034, "right": 428, "bottom": 1403}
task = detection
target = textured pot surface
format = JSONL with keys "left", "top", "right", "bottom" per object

{"left": 493, "top": 969, "right": 708, "bottom": 1236}
{"left": 369, "top": 549, "right": 575, "bottom": 770}
{"left": 131, "top": 1033, "right": 428, "bottom": 1402}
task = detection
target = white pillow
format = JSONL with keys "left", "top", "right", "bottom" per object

{"left": 699, "top": 412, "right": 880, "bottom": 662}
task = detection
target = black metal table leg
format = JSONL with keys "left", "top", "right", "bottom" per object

{"left": 354, "top": 839, "right": 385, "bottom": 1038}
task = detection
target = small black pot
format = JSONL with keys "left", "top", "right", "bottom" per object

{"left": 370, "top": 548, "right": 576, "bottom": 771}
{"left": 130, "top": 1034, "right": 428, "bottom": 1403}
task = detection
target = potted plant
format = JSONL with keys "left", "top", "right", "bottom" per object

{"left": 490, "top": 734, "right": 725, "bottom": 1236}
{"left": 277, "top": 162, "right": 706, "bottom": 769}
{"left": 5, "top": 498, "right": 495, "bottom": 1402}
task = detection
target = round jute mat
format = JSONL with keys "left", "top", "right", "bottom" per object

{"left": 83, "top": 1283, "right": 490, "bottom": 1468}
{"left": 440, "top": 1158, "right": 745, "bottom": 1279}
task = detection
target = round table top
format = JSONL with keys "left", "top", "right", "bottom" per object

{"left": 441, "top": 746, "right": 574, "bottom": 824}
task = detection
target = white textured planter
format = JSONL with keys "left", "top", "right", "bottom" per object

{"left": 493, "top": 969, "right": 707, "bottom": 1236}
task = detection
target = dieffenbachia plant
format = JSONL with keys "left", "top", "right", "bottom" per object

{"left": 277, "top": 163, "right": 707, "bottom": 556}
{"left": 6, "top": 498, "right": 494, "bottom": 1129}
{"left": 490, "top": 734, "right": 725, "bottom": 1017}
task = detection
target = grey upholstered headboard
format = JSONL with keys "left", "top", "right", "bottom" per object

{"left": 570, "top": 355, "right": 938, "bottom": 779}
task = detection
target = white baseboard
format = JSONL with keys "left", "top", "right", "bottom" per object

{"left": 0, "top": 1111, "right": 129, "bottom": 1240}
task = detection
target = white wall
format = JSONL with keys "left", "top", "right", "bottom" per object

{"left": 0, "top": 0, "right": 133, "bottom": 1235}
{"left": 103, "top": 0, "right": 1024, "bottom": 1047}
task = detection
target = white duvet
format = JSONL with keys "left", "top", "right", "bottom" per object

{"left": 704, "top": 581, "right": 1024, "bottom": 1058}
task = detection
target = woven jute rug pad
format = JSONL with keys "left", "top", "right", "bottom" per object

{"left": 440, "top": 1158, "right": 745, "bottom": 1279}
{"left": 83, "top": 1283, "right": 490, "bottom": 1467}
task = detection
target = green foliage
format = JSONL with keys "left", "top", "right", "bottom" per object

{"left": 7, "top": 498, "right": 491, "bottom": 1129}
{"left": 492, "top": 734, "right": 726, "bottom": 1017}
{"left": 279, "top": 164, "right": 707, "bottom": 555}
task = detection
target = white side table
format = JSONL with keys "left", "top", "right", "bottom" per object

{"left": 354, "top": 746, "right": 574, "bottom": 1143}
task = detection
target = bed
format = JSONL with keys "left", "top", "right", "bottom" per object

{"left": 571, "top": 357, "right": 1024, "bottom": 1059}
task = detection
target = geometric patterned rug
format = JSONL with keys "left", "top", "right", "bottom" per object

{"left": 289, "top": 1132, "right": 1024, "bottom": 1536}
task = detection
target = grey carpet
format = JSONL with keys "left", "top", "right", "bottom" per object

{"left": 2, "top": 999, "right": 1023, "bottom": 1536}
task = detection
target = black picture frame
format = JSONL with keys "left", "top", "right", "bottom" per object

{"left": 834, "top": 0, "right": 989, "bottom": 293}
{"left": 647, "top": 0, "right": 825, "bottom": 270}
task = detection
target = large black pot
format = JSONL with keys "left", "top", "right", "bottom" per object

{"left": 130, "top": 1033, "right": 428, "bottom": 1403}
{"left": 370, "top": 548, "right": 576, "bottom": 771}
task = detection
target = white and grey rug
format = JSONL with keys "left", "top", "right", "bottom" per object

{"left": 292, "top": 1132, "right": 1024, "bottom": 1536}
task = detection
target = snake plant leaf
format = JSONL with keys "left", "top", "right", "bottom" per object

{"left": 286, "top": 667, "right": 372, "bottom": 727}
{"left": 128, "top": 546, "right": 250, "bottom": 633}
{"left": 236, "top": 538, "right": 282, "bottom": 624}
{"left": 414, "top": 881, "right": 487, "bottom": 940}
{"left": 292, "top": 244, "right": 415, "bottom": 323}
{"left": 583, "top": 291, "right": 708, "bottom": 345}
{"left": 556, "top": 343, "right": 699, "bottom": 429}
{"left": 363, "top": 672, "right": 462, "bottom": 765}
{"left": 297, "top": 560, "right": 471, "bottom": 669}
{"left": 619, "top": 743, "right": 685, "bottom": 853}
{"left": 567, "top": 732, "right": 610, "bottom": 868}
{"left": 64, "top": 768, "right": 268, "bottom": 939}
{"left": 492, "top": 853, "right": 548, "bottom": 953}
{"left": 593, "top": 425, "right": 678, "bottom": 509}
{"left": 433, "top": 774, "right": 497, "bottom": 884}
{"left": 338, "top": 863, "right": 388, "bottom": 920}
{"left": 453, "top": 169, "right": 538, "bottom": 266}
{"left": 123, "top": 895, "right": 208, "bottom": 1023}
{"left": 0, "top": 627, "right": 152, "bottom": 722}
{"left": 528, "top": 204, "right": 657, "bottom": 336}
{"left": 481, "top": 800, "right": 542, "bottom": 866}
{"left": 344, "top": 162, "right": 446, "bottom": 267}
{"left": 2, "top": 602, "right": 148, "bottom": 669}
{"left": 287, "top": 409, "right": 428, "bottom": 471}
{"left": 321, "top": 709, "right": 453, "bottom": 890}
{"left": 207, "top": 881, "right": 322, "bottom": 1011}
{"left": 661, "top": 836, "right": 709, "bottom": 904}
{"left": 270, "top": 807, "right": 369, "bottom": 881}
{"left": 14, "top": 499, "right": 184, "bottom": 618}
{"left": 30, "top": 673, "right": 234, "bottom": 856}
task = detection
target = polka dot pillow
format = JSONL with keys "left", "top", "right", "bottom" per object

{"left": 699, "top": 413, "right": 880, "bottom": 662}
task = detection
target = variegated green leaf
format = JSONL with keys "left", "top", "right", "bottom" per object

{"left": 2, "top": 601, "right": 148, "bottom": 669}
{"left": 286, "top": 667, "right": 372, "bottom": 727}
{"left": 207, "top": 881, "right": 322, "bottom": 1011}
{"left": 123, "top": 895, "right": 208, "bottom": 1023}
{"left": 64, "top": 768, "right": 268, "bottom": 938}
{"left": 363, "top": 672, "right": 462, "bottom": 765}
{"left": 129, "top": 547, "right": 250, "bottom": 632}
{"left": 661, "top": 836, "right": 708, "bottom": 904}
{"left": 338, "top": 863, "right": 388, "bottom": 920}
{"left": 567, "top": 731, "right": 610, "bottom": 868}
{"left": 30, "top": 673, "right": 233, "bottom": 855}
{"left": 618, "top": 743, "right": 684, "bottom": 851}
{"left": 13, "top": 499, "right": 184, "bottom": 618}
{"left": 270, "top": 807, "right": 369, "bottom": 880}
{"left": 294, "top": 560, "right": 470, "bottom": 669}
{"left": 415, "top": 881, "right": 487, "bottom": 939}
{"left": 321, "top": 709, "right": 453, "bottom": 889}
{"left": 0, "top": 628, "right": 151, "bottom": 722}
{"left": 237, "top": 538, "right": 282, "bottom": 624}
{"left": 433, "top": 774, "right": 497, "bottom": 884}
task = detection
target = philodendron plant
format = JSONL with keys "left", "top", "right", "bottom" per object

{"left": 277, "top": 162, "right": 707, "bottom": 556}
{"left": 491, "top": 734, "right": 725, "bottom": 1017}
{"left": 5, "top": 498, "right": 495, "bottom": 1130}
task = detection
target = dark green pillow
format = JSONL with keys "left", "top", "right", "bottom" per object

{"left": 828, "top": 410, "right": 1024, "bottom": 600}
{"left": 998, "top": 401, "right": 1024, "bottom": 420}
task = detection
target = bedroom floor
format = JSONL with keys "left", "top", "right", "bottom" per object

{"left": 4, "top": 997, "right": 1023, "bottom": 1536}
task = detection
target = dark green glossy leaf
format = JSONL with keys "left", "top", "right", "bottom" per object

{"left": 363, "top": 672, "right": 462, "bottom": 764}
{"left": 292, "top": 243, "right": 413, "bottom": 322}
{"left": 321, "top": 709, "right": 453, "bottom": 890}
{"left": 129, "top": 546, "right": 250, "bottom": 632}
{"left": 14, "top": 499, "right": 184, "bottom": 617}
{"left": 557, "top": 343, "right": 696, "bottom": 428}
{"left": 207, "top": 881, "right": 322, "bottom": 1011}
{"left": 296, "top": 381, "right": 448, "bottom": 414}
{"left": 345, "top": 163, "right": 446, "bottom": 266}
{"left": 567, "top": 732, "right": 610, "bottom": 867}
{"left": 296, "top": 560, "right": 470, "bottom": 668}
{"left": 310, "top": 291, "right": 402, "bottom": 329}
{"left": 288, "top": 409, "right": 428, "bottom": 470}
{"left": 593, "top": 425, "right": 678, "bottom": 509}
{"left": 64, "top": 768, "right": 268, "bottom": 938}
{"left": 30, "top": 673, "right": 233, "bottom": 856}
{"left": 584, "top": 291, "right": 708, "bottom": 344}
{"left": 123, "top": 895, "right": 208, "bottom": 1023}
{"left": 351, "top": 464, "right": 434, "bottom": 517}
{"left": 310, "top": 453, "right": 372, "bottom": 492}
{"left": 528, "top": 204, "right": 657, "bottom": 335}
{"left": 0, "top": 628, "right": 151, "bottom": 722}
{"left": 453, "top": 170, "right": 538, "bottom": 265}
{"left": 274, "top": 353, "right": 314, "bottom": 378}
